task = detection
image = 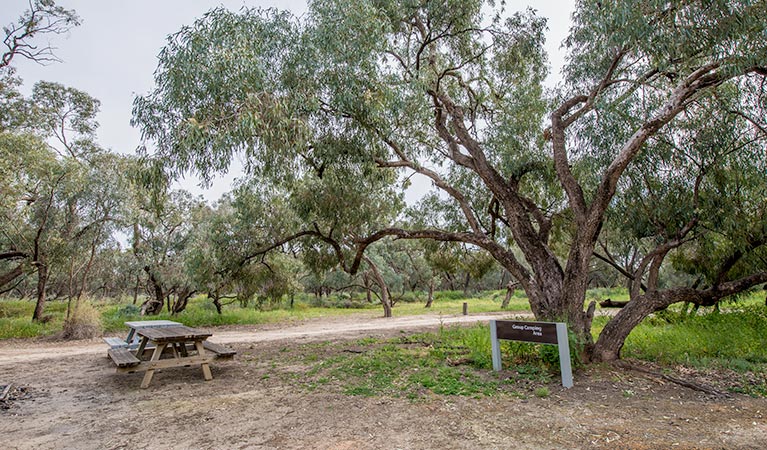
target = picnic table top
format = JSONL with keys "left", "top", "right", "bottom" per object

{"left": 124, "top": 320, "right": 181, "bottom": 328}
{"left": 136, "top": 325, "right": 212, "bottom": 344}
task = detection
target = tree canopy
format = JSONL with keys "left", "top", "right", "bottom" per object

{"left": 132, "top": 0, "right": 767, "bottom": 360}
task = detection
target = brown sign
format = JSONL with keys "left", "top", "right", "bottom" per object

{"left": 494, "top": 320, "right": 558, "bottom": 344}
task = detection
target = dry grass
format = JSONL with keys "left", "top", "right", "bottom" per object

{"left": 61, "top": 301, "right": 103, "bottom": 340}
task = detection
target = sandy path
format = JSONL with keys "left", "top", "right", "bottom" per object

{"left": 0, "top": 311, "right": 524, "bottom": 364}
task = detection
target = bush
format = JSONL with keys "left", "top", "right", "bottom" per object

{"left": 434, "top": 290, "right": 466, "bottom": 301}
{"left": 117, "top": 304, "right": 141, "bottom": 316}
{"left": 62, "top": 301, "right": 103, "bottom": 340}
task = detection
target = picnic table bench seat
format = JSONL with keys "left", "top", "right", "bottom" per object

{"left": 108, "top": 347, "right": 141, "bottom": 368}
{"left": 203, "top": 341, "right": 236, "bottom": 357}
{"left": 103, "top": 336, "right": 129, "bottom": 348}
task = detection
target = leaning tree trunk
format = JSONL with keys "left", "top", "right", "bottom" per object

{"left": 591, "top": 288, "right": 680, "bottom": 362}
{"left": 171, "top": 287, "right": 195, "bottom": 314}
{"left": 501, "top": 282, "right": 515, "bottom": 309}
{"left": 425, "top": 279, "right": 434, "bottom": 308}
{"left": 0, "top": 263, "right": 24, "bottom": 290}
{"left": 364, "top": 257, "right": 392, "bottom": 318}
{"left": 363, "top": 273, "right": 373, "bottom": 303}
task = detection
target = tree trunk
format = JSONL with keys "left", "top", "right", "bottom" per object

{"left": 444, "top": 272, "right": 455, "bottom": 290}
{"left": 363, "top": 273, "right": 373, "bottom": 303}
{"left": 425, "top": 279, "right": 434, "bottom": 308}
{"left": 593, "top": 271, "right": 767, "bottom": 362}
{"left": 171, "top": 287, "right": 194, "bottom": 314}
{"left": 32, "top": 261, "right": 48, "bottom": 322}
{"left": 365, "top": 258, "right": 392, "bottom": 318}
{"left": 501, "top": 282, "right": 515, "bottom": 309}
{"left": 463, "top": 272, "right": 471, "bottom": 295}
{"left": 140, "top": 266, "right": 164, "bottom": 315}
{"left": 498, "top": 270, "right": 508, "bottom": 290}
{"left": 592, "top": 293, "right": 663, "bottom": 361}
{"left": 133, "top": 274, "right": 140, "bottom": 305}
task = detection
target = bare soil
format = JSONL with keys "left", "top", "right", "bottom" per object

{"left": 1, "top": 312, "right": 765, "bottom": 449}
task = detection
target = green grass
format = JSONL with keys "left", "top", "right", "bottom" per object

{"left": 303, "top": 334, "right": 516, "bottom": 399}
{"left": 0, "top": 300, "right": 68, "bottom": 338}
{"left": 620, "top": 303, "right": 767, "bottom": 370}
{"left": 289, "top": 323, "right": 560, "bottom": 400}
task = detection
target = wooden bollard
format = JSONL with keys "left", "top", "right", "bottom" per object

{"left": 462, "top": 302, "right": 468, "bottom": 315}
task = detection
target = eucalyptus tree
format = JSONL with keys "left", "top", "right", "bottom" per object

{"left": 182, "top": 187, "right": 305, "bottom": 313}
{"left": 0, "top": 76, "right": 130, "bottom": 320}
{"left": 133, "top": 0, "right": 767, "bottom": 361}
{"left": 131, "top": 189, "right": 209, "bottom": 315}
{"left": 594, "top": 85, "right": 767, "bottom": 355}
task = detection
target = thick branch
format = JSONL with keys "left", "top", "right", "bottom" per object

{"left": 0, "top": 251, "right": 28, "bottom": 261}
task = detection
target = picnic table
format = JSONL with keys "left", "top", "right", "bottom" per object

{"left": 103, "top": 320, "right": 181, "bottom": 349}
{"left": 107, "top": 324, "right": 236, "bottom": 389}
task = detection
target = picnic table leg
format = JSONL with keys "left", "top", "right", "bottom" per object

{"left": 140, "top": 343, "right": 167, "bottom": 389}
{"left": 135, "top": 336, "right": 149, "bottom": 358}
{"left": 126, "top": 328, "right": 136, "bottom": 346}
{"left": 194, "top": 340, "right": 213, "bottom": 381}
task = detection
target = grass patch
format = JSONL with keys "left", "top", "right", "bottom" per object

{"left": 621, "top": 304, "right": 767, "bottom": 370}
{"left": 0, "top": 300, "right": 67, "bottom": 339}
{"left": 295, "top": 324, "right": 558, "bottom": 400}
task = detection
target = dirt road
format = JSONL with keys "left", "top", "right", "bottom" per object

{"left": 0, "top": 311, "right": 516, "bottom": 365}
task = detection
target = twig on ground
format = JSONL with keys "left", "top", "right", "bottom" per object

{"left": 613, "top": 360, "right": 731, "bottom": 398}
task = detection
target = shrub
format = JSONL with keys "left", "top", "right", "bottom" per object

{"left": 62, "top": 301, "right": 103, "bottom": 340}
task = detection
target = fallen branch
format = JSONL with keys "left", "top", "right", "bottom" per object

{"left": 599, "top": 298, "right": 628, "bottom": 308}
{"left": 0, "top": 383, "right": 11, "bottom": 401}
{"left": 613, "top": 360, "right": 731, "bottom": 398}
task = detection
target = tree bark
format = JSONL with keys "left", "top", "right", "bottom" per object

{"left": 32, "top": 260, "right": 48, "bottom": 322}
{"left": 365, "top": 258, "right": 392, "bottom": 318}
{"left": 0, "top": 263, "right": 25, "bottom": 289}
{"left": 140, "top": 266, "right": 164, "bottom": 315}
{"left": 171, "top": 287, "right": 195, "bottom": 314}
{"left": 425, "top": 279, "right": 434, "bottom": 308}
{"left": 501, "top": 282, "right": 517, "bottom": 309}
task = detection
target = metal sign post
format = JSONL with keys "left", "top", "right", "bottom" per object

{"left": 490, "top": 320, "right": 573, "bottom": 388}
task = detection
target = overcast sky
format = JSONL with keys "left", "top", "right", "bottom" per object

{"left": 4, "top": 0, "right": 575, "bottom": 202}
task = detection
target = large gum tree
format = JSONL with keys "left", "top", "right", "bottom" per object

{"left": 133, "top": 0, "right": 767, "bottom": 361}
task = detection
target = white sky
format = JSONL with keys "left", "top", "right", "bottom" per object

{"left": 4, "top": 0, "right": 575, "bottom": 203}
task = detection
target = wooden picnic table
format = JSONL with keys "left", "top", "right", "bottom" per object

{"left": 103, "top": 320, "right": 181, "bottom": 349}
{"left": 109, "top": 325, "right": 220, "bottom": 389}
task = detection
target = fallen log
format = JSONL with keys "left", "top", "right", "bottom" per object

{"left": 599, "top": 298, "right": 629, "bottom": 308}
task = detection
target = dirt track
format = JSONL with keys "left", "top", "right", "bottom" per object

{"left": 1, "top": 312, "right": 766, "bottom": 449}
{"left": 0, "top": 311, "right": 516, "bottom": 365}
